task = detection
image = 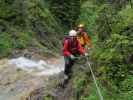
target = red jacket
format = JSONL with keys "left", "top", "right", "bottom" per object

{"left": 63, "top": 37, "right": 85, "bottom": 57}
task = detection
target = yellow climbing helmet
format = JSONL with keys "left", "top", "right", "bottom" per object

{"left": 78, "top": 24, "right": 85, "bottom": 28}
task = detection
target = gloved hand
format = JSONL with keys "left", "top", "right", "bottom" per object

{"left": 87, "top": 47, "right": 91, "bottom": 50}
{"left": 70, "top": 55, "right": 75, "bottom": 59}
{"left": 84, "top": 53, "right": 89, "bottom": 57}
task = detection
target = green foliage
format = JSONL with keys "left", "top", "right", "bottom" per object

{"left": 0, "top": 33, "right": 12, "bottom": 57}
{"left": 80, "top": 81, "right": 133, "bottom": 100}
{"left": 67, "top": 1, "right": 133, "bottom": 100}
{"left": 93, "top": 34, "right": 132, "bottom": 85}
{"left": 0, "top": 0, "right": 62, "bottom": 33}
{"left": 93, "top": 0, "right": 129, "bottom": 10}
{"left": 0, "top": 0, "right": 132, "bottom": 99}
{"left": 28, "top": 0, "right": 63, "bottom": 34}
{"left": 48, "top": 0, "right": 80, "bottom": 29}
{"left": 0, "top": 0, "right": 64, "bottom": 57}
{"left": 96, "top": 4, "right": 117, "bottom": 41}
{"left": 13, "top": 32, "right": 34, "bottom": 49}
{"left": 78, "top": 0, "right": 97, "bottom": 36}
{"left": 120, "top": 75, "right": 133, "bottom": 92}
{"left": 0, "top": 32, "right": 34, "bottom": 57}
{"left": 43, "top": 95, "right": 53, "bottom": 100}
{"left": 91, "top": 4, "right": 133, "bottom": 96}
{"left": 80, "top": 83, "right": 99, "bottom": 100}
{"left": 0, "top": 0, "right": 29, "bottom": 31}
{"left": 73, "top": 73, "right": 87, "bottom": 94}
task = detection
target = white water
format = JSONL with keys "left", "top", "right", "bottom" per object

{"left": 9, "top": 57, "right": 64, "bottom": 76}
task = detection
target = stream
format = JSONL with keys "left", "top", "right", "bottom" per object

{"left": 0, "top": 56, "right": 65, "bottom": 100}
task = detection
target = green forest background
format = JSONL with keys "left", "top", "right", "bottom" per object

{"left": 0, "top": 0, "right": 133, "bottom": 99}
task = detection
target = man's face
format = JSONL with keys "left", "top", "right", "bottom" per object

{"left": 71, "top": 36, "right": 77, "bottom": 40}
{"left": 78, "top": 27, "right": 84, "bottom": 32}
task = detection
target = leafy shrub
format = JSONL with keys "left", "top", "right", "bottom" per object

{"left": 78, "top": 0, "right": 97, "bottom": 36}
{"left": 13, "top": 32, "right": 34, "bottom": 49}
{"left": 120, "top": 75, "right": 133, "bottom": 92}
{"left": 92, "top": 5, "right": 133, "bottom": 86}
{"left": 0, "top": 33, "right": 12, "bottom": 57}
{"left": 48, "top": 0, "right": 80, "bottom": 28}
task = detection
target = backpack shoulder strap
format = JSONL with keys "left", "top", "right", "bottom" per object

{"left": 63, "top": 36, "right": 71, "bottom": 45}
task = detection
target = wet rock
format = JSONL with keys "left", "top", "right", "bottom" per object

{"left": 0, "top": 56, "right": 65, "bottom": 100}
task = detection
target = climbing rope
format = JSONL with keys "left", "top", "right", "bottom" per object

{"left": 86, "top": 57, "right": 104, "bottom": 100}
{"left": 74, "top": 56, "right": 104, "bottom": 100}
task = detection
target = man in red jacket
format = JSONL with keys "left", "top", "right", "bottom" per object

{"left": 63, "top": 30, "right": 86, "bottom": 86}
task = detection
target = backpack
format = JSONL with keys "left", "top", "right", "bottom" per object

{"left": 77, "top": 33, "right": 85, "bottom": 46}
{"left": 63, "top": 36, "right": 79, "bottom": 54}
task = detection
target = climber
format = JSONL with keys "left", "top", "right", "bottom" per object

{"left": 76, "top": 24, "right": 93, "bottom": 49}
{"left": 63, "top": 30, "right": 86, "bottom": 86}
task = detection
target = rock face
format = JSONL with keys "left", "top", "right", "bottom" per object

{"left": 0, "top": 57, "right": 64, "bottom": 100}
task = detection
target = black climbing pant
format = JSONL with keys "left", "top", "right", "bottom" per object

{"left": 64, "top": 60, "right": 74, "bottom": 78}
